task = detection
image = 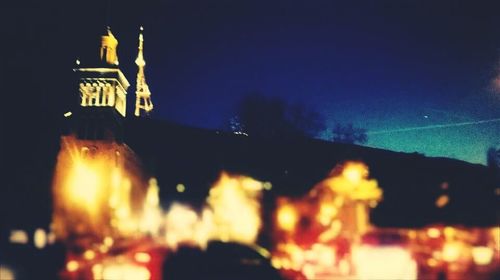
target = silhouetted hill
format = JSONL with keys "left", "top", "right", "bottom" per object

{"left": 1, "top": 116, "right": 497, "bottom": 234}
{"left": 124, "top": 117, "right": 499, "bottom": 228}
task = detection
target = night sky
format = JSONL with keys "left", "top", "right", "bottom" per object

{"left": 4, "top": 0, "right": 500, "bottom": 164}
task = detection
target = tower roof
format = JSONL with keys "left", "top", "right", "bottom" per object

{"left": 100, "top": 26, "right": 119, "bottom": 66}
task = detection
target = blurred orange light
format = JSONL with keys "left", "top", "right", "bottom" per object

{"left": 33, "top": 228, "right": 47, "bottom": 249}
{"left": 427, "top": 227, "right": 441, "bottom": 238}
{"left": 0, "top": 266, "right": 15, "bottom": 280}
{"left": 277, "top": 204, "right": 298, "bottom": 232}
{"left": 176, "top": 183, "right": 185, "bottom": 193}
{"left": 427, "top": 258, "right": 438, "bottom": 267}
{"left": 66, "top": 260, "right": 79, "bottom": 272}
{"left": 435, "top": 195, "right": 449, "bottom": 208}
{"left": 9, "top": 230, "right": 28, "bottom": 244}
{"left": 65, "top": 160, "right": 101, "bottom": 214}
{"left": 472, "top": 246, "right": 494, "bottom": 266}
{"left": 101, "top": 263, "right": 151, "bottom": 280}
{"left": 134, "top": 252, "right": 151, "bottom": 263}
{"left": 342, "top": 163, "right": 367, "bottom": 184}
{"left": 442, "top": 242, "right": 461, "bottom": 262}
{"left": 83, "top": 250, "right": 96, "bottom": 260}
{"left": 353, "top": 245, "right": 417, "bottom": 280}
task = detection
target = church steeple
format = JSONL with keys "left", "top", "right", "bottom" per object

{"left": 74, "top": 27, "right": 129, "bottom": 141}
{"left": 134, "top": 26, "right": 154, "bottom": 117}
{"left": 100, "top": 26, "right": 119, "bottom": 66}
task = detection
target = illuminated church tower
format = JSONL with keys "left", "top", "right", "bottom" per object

{"left": 53, "top": 27, "right": 151, "bottom": 245}
{"left": 74, "top": 26, "right": 130, "bottom": 141}
{"left": 134, "top": 27, "right": 154, "bottom": 117}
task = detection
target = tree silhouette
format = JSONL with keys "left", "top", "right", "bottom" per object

{"left": 487, "top": 147, "right": 500, "bottom": 169}
{"left": 233, "top": 94, "right": 324, "bottom": 139}
{"left": 330, "top": 123, "right": 368, "bottom": 144}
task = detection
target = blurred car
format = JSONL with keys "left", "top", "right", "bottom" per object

{"left": 162, "top": 241, "right": 283, "bottom": 280}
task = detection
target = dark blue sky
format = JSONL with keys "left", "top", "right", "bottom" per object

{"left": 5, "top": 0, "right": 500, "bottom": 164}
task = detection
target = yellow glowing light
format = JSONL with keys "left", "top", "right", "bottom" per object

{"left": 140, "top": 178, "right": 162, "bottom": 234}
{"left": 205, "top": 173, "right": 263, "bottom": 244}
{"left": 251, "top": 244, "right": 271, "bottom": 259}
{"left": 342, "top": 163, "right": 367, "bottom": 184}
{"left": 442, "top": 242, "right": 462, "bottom": 262}
{"left": 277, "top": 204, "right": 298, "bottom": 232}
{"left": 263, "top": 182, "right": 272, "bottom": 190}
{"left": 102, "top": 263, "right": 151, "bottom": 280}
{"left": 443, "top": 226, "right": 455, "bottom": 239}
{"left": 492, "top": 227, "right": 500, "bottom": 250}
{"left": 66, "top": 160, "right": 100, "bottom": 211}
{"left": 9, "top": 230, "right": 28, "bottom": 244}
{"left": 92, "top": 264, "right": 104, "bottom": 279}
{"left": 83, "top": 250, "right": 96, "bottom": 260}
{"left": 353, "top": 245, "right": 417, "bottom": 280}
{"left": 47, "top": 231, "right": 56, "bottom": 245}
{"left": 104, "top": 236, "right": 114, "bottom": 247}
{"left": 302, "top": 264, "right": 315, "bottom": 279}
{"left": 63, "top": 111, "right": 72, "bottom": 117}
{"left": 311, "top": 243, "right": 336, "bottom": 267}
{"left": 0, "top": 266, "right": 15, "bottom": 280}
{"left": 318, "top": 219, "right": 342, "bottom": 242}
{"left": 427, "top": 227, "right": 441, "bottom": 238}
{"left": 339, "top": 259, "right": 350, "bottom": 275}
{"left": 271, "top": 258, "right": 282, "bottom": 269}
{"left": 435, "top": 195, "right": 449, "bottom": 208}
{"left": 66, "top": 260, "right": 79, "bottom": 272}
{"left": 164, "top": 203, "right": 201, "bottom": 249}
{"left": 427, "top": 258, "right": 438, "bottom": 267}
{"left": 134, "top": 252, "right": 151, "bottom": 263}
{"left": 285, "top": 243, "right": 305, "bottom": 270}
{"left": 472, "top": 246, "right": 494, "bottom": 266}
{"left": 176, "top": 183, "right": 185, "bottom": 193}
{"left": 317, "top": 203, "right": 338, "bottom": 226}
{"left": 323, "top": 161, "right": 382, "bottom": 202}
{"left": 33, "top": 228, "right": 47, "bottom": 249}
{"left": 407, "top": 230, "right": 417, "bottom": 240}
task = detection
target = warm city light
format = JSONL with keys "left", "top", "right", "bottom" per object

{"left": 176, "top": 183, "right": 185, "bottom": 193}
{"left": 65, "top": 160, "right": 101, "bottom": 213}
{"left": 140, "top": 178, "right": 162, "bottom": 234}
{"left": 9, "top": 230, "right": 28, "bottom": 244}
{"left": 66, "top": 260, "right": 79, "bottom": 272}
{"left": 472, "top": 246, "right": 494, "bottom": 265}
{"left": 427, "top": 227, "right": 441, "bottom": 238}
{"left": 342, "top": 162, "right": 367, "bottom": 184}
{"left": 33, "top": 228, "right": 47, "bottom": 249}
{"left": 83, "top": 250, "right": 96, "bottom": 260}
{"left": 163, "top": 172, "right": 264, "bottom": 249}
{"left": 317, "top": 203, "right": 338, "bottom": 226}
{"left": 0, "top": 266, "right": 15, "bottom": 280}
{"left": 134, "top": 252, "right": 151, "bottom": 263}
{"left": 101, "top": 263, "right": 151, "bottom": 280}
{"left": 442, "top": 242, "right": 462, "bottom": 262}
{"left": 435, "top": 194, "right": 450, "bottom": 208}
{"left": 353, "top": 245, "right": 417, "bottom": 280}
{"left": 277, "top": 204, "right": 298, "bottom": 232}
{"left": 206, "top": 172, "right": 263, "bottom": 244}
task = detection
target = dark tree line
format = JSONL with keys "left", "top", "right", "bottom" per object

{"left": 227, "top": 94, "right": 368, "bottom": 144}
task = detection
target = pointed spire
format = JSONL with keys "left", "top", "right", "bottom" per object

{"left": 135, "top": 26, "right": 145, "bottom": 67}
{"left": 134, "top": 26, "right": 154, "bottom": 117}
{"left": 100, "top": 26, "right": 119, "bottom": 66}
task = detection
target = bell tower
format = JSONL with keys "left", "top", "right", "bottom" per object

{"left": 134, "top": 27, "right": 154, "bottom": 117}
{"left": 74, "top": 27, "right": 130, "bottom": 141}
